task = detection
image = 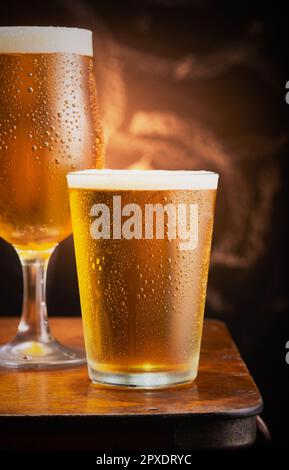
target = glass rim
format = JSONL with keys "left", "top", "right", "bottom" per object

{"left": 0, "top": 26, "right": 93, "bottom": 56}
{"left": 67, "top": 169, "right": 219, "bottom": 190}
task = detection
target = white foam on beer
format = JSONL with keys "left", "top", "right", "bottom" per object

{"left": 67, "top": 170, "right": 219, "bottom": 190}
{"left": 0, "top": 27, "right": 92, "bottom": 56}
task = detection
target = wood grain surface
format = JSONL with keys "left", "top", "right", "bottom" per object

{"left": 0, "top": 317, "right": 262, "bottom": 418}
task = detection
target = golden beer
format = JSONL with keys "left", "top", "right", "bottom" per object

{"left": 0, "top": 27, "right": 104, "bottom": 368}
{"left": 68, "top": 170, "right": 218, "bottom": 387}
{"left": 0, "top": 30, "right": 104, "bottom": 251}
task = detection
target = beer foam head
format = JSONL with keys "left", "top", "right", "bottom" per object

{"left": 0, "top": 26, "right": 92, "bottom": 56}
{"left": 67, "top": 170, "right": 219, "bottom": 190}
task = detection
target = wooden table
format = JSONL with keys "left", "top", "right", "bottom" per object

{"left": 0, "top": 317, "right": 262, "bottom": 450}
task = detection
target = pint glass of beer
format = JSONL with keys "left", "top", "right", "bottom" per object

{"left": 0, "top": 27, "right": 104, "bottom": 367}
{"left": 68, "top": 170, "right": 218, "bottom": 387}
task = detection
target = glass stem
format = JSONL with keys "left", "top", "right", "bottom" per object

{"left": 15, "top": 247, "right": 56, "bottom": 343}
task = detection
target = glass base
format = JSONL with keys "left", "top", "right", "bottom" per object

{"left": 0, "top": 337, "right": 86, "bottom": 369}
{"left": 88, "top": 364, "right": 197, "bottom": 389}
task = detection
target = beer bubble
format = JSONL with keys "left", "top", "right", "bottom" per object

{"left": 98, "top": 266, "right": 102, "bottom": 272}
{"left": 121, "top": 301, "right": 125, "bottom": 307}
{"left": 43, "top": 141, "right": 49, "bottom": 147}
{"left": 32, "top": 145, "right": 37, "bottom": 151}
{"left": 54, "top": 158, "right": 60, "bottom": 164}
{"left": 27, "top": 87, "right": 33, "bottom": 93}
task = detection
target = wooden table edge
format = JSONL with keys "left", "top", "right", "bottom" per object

{"left": 0, "top": 399, "right": 263, "bottom": 420}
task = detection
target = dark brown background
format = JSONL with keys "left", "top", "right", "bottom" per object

{"left": 0, "top": 0, "right": 288, "bottom": 450}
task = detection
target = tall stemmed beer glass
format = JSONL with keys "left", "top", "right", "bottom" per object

{"left": 0, "top": 27, "right": 104, "bottom": 367}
